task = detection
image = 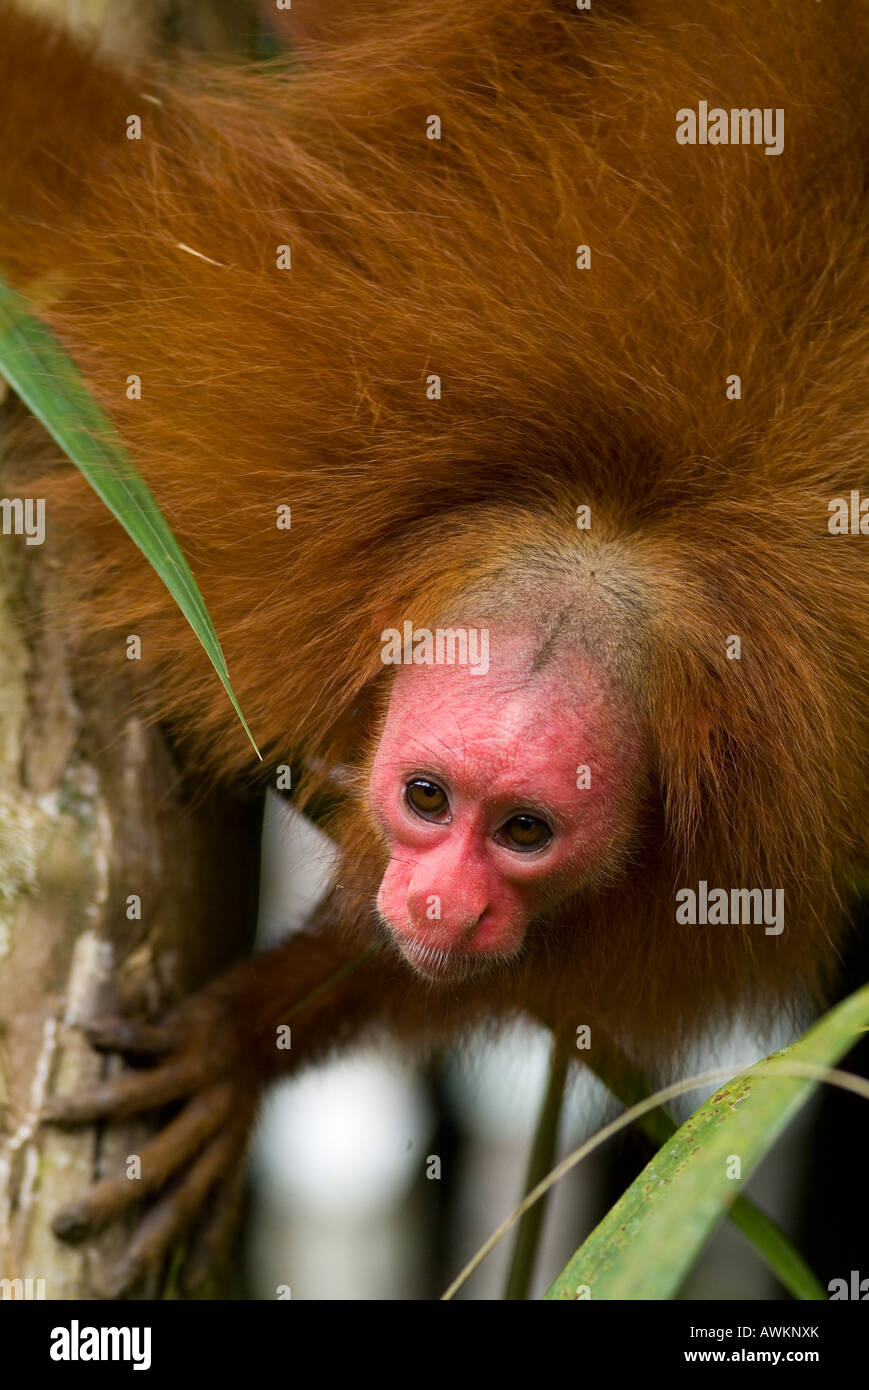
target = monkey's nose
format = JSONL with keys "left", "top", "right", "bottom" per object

{"left": 418, "top": 910, "right": 490, "bottom": 947}
{"left": 405, "top": 886, "right": 488, "bottom": 942}
{"left": 455, "top": 909, "right": 489, "bottom": 943}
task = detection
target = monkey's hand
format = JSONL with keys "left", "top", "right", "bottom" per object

{"left": 42, "top": 980, "right": 262, "bottom": 1298}
{"left": 41, "top": 922, "right": 391, "bottom": 1296}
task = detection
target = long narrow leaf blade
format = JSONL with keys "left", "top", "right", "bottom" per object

{"left": 0, "top": 281, "right": 260, "bottom": 758}
{"left": 546, "top": 984, "right": 869, "bottom": 1300}
{"left": 582, "top": 1039, "right": 826, "bottom": 1299}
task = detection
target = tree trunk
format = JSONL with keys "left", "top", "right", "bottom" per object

{"left": 0, "top": 422, "right": 260, "bottom": 1298}
{"left": 0, "top": 0, "right": 261, "bottom": 1301}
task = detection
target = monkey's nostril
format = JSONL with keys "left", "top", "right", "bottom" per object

{"left": 457, "top": 909, "right": 488, "bottom": 943}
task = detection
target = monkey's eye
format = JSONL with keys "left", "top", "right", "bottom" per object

{"left": 496, "top": 814, "right": 552, "bottom": 853}
{"left": 406, "top": 779, "right": 450, "bottom": 822}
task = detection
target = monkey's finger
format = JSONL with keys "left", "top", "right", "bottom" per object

{"left": 181, "top": 1160, "right": 247, "bottom": 1293}
{"left": 83, "top": 1015, "right": 178, "bottom": 1059}
{"left": 100, "top": 1125, "right": 247, "bottom": 1297}
{"left": 41, "top": 1057, "right": 203, "bottom": 1126}
{"left": 52, "top": 1083, "right": 236, "bottom": 1242}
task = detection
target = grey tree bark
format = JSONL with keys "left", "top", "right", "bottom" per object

{"left": 0, "top": 0, "right": 261, "bottom": 1301}
{"left": 0, "top": 419, "right": 260, "bottom": 1298}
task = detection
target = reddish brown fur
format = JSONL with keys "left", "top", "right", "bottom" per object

{"left": 0, "top": 0, "right": 867, "bottom": 1069}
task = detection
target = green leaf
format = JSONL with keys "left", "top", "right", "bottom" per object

{"left": 581, "top": 1035, "right": 826, "bottom": 1300}
{"left": 0, "top": 280, "right": 260, "bottom": 759}
{"left": 545, "top": 983, "right": 869, "bottom": 1300}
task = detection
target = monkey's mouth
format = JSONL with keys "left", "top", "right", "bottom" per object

{"left": 395, "top": 934, "right": 514, "bottom": 983}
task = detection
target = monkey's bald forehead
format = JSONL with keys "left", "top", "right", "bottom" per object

{"left": 431, "top": 532, "right": 653, "bottom": 684}
{"left": 528, "top": 604, "right": 576, "bottom": 676}
{"left": 387, "top": 633, "right": 603, "bottom": 715}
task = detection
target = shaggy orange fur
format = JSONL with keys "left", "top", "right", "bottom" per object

{"left": 0, "top": 0, "right": 867, "bottom": 1060}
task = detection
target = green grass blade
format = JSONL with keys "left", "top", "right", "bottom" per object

{"left": 583, "top": 1035, "right": 825, "bottom": 1299}
{"left": 727, "top": 1194, "right": 825, "bottom": 1300}
{"left": 545, "top": 984, "right": 869, "bottom": 1300}
{"left": 0, "top": 281, "right": 260, "bottom": 759}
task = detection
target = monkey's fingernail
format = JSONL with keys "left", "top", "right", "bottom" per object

{"left": 52, "top": 1205, "right": 92, "bottom": 1243}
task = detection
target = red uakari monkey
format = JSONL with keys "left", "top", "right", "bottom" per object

{"left": 0, "top": 0, "right": 866, "bottom": 1293}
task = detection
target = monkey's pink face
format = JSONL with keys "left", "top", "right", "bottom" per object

{"left": 367, "top": 643, "right": 643, "bottom": 981}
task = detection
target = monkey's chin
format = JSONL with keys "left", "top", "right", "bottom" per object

{"left": 392, "top": 934, "right": 516, "bottom": 983}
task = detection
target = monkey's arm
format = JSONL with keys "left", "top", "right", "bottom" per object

{"left": 42, "top": 899, "right": 430, "bottom": 1296}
